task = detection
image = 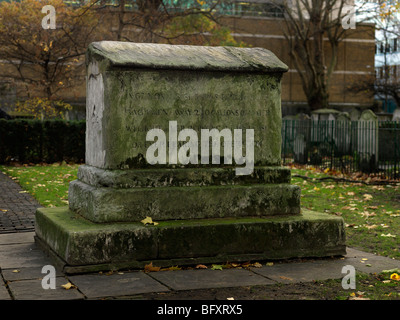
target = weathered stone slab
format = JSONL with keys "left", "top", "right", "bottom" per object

{"left": 149, "top": 268, "right": 274, "bottom": 291}
{"left": 77, "top": 165, "right": 292, "bottom": 188}
{"left": 68, "top": 272, "right": 169, "bottom": 299}
{"left": 35, "top": 207, "right": 346, "bottom": 274}
{"left": 7, "top": 277, "right": 84, "bottom": 300}
{"left": 69, "top": 180, "right": 300, "bottom": 223}
{"left": 86, "top": 41, "right": 286, "bottom": 170}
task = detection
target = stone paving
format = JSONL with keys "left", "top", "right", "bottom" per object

{"left": 0, "top": 171, "right": 38, "bottom": 234}
{"left": 1, "top": 231, "right": 400, "bottom": 300}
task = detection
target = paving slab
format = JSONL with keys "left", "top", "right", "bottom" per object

{"left": 148, "top": 268, "right": 275, "bottom": 291}
{"left": 7, "top": 277, "right": 84, "bottom": 300}
{"left": 250, "top": 248, "right": 400, "bottom": 284}
{"left": 2, "top": 266, "right": 63, "bottom": 282}
{"left": 68, "top": 271, "right": 170, "bottom": 299}
{"left": 0, "top": 172, "right": 39, "bottom": 234}
{"left": 0, "top": 243, "right": 53, "bottom": 269}
{"left": 344, "top": 247, "right": 400, "bottom": 273}
{"left": 0, "top": 232, "right": 35, "bottom": 245}
{"left": 250, "top": 259, "right": 344, "bottom": 283}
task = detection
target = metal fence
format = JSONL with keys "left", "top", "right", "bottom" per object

{"left": 281, "top": 119, "right": 400, "bottom": 180}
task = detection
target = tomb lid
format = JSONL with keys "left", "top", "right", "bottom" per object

{"left": 87, "top": 41, "right": 289, "bottom": 73}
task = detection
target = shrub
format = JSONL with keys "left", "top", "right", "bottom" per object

{"left": 0, "top": 119, "right": 85, "bottom": 164}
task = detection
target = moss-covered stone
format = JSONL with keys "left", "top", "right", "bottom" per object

{"left": 86, "top": 42, "right": 285, "bottom": 169}
{"left": 35, "top": 207, "right": 345, "bottom": 274}
{"left": 68, "top": 179, "right": 301, "bottom": 223}
{"left": 77, "top": 165, "right": 292, "bottom": 188}
{"left": 35, "top": 42, "right": 347, "bottom": 272}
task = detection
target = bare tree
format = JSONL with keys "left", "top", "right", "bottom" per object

{"left": 275, "top": 0, "right": 365, "bottom": 110}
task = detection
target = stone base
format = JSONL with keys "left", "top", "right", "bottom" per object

{"left": 68, "top": 166, "right": 302, "bottom": 223}
{"left": 35, "top": 207, "right": 346, "bottom": 274}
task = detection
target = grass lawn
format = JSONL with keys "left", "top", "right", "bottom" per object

{"left": 290, "top": 165, "right": 400, "bottom": 260}
{"left": 0, "top": 163, "right": 78, "bottom": 208}
{"left": 1, "top": 162, "right": 400, "bottom": 300}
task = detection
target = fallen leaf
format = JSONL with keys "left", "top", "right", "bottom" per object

{"left": 61, "top": 282, "right": 76, "bottom": 290}
{"left": 227, "top": 297, "right": 235, "bottom": 300}
{"left": 140, "top": 216, "right": 159, "bottom": 226}
{"left": 347, "top": 192, "right": 355, "bottom": 196}
{"left": 144, "top": 262, "right": 161, "bottom": 273}
{"left": 381, "top": 233, "right": 396, "bottom": 238}
{"left": 363, "top": 194, "right": 373, "bottom": 200}
{"left": 195, "top": 264, "right": 207, "bottom": 269}
{"left": 266, "top": 262, "right": 274, "bottom": 266}
{"left": 164, "top": 266, "right": 181, "bottom": 271}
{"left": 12, "top": 270, "right": 20, "bottom": 273}
{"left": 252, "top": 262, "right": 262, "bottom": 268}
{"left": 211, "top": 264, "right": 223, "bottom": 271}
{"left": 390, "top": 273, "right": 400, "bottom": 281}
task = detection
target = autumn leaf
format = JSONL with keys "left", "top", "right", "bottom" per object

{"left": 363, "top": 194, "right": 373, "bottom": 200}
{"left": 195, "top": 264, "right": 207, "bottom": 269}
{"left": 252, "top": 262, "right": 262, "bottom": 268}
{"left": 390, "top": 273, "right": 400, "bottom": 281}
{"left": 61, "top": 282, "right": 76, "bottom": 290}
{"left": 162, "top": 266, "right": 181, "bottom": 271}
{"left": 140, "top": 216, "right": 159, "bottom": 226}
{"left": 144, "top": 262, "right": 161, "bottom": 273}
{"left": 211, "top": 264, "right": 223, "bottom": 271}
{"left": 381, "top": 233, "right": 396, "bottom": 238}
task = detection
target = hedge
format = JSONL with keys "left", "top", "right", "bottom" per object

{"left": 0, "top": 119, "right": 85, "bottom": 164}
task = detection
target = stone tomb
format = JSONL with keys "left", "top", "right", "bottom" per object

{"left": 35, "top": 42, "right": 346, "bottom": 274}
